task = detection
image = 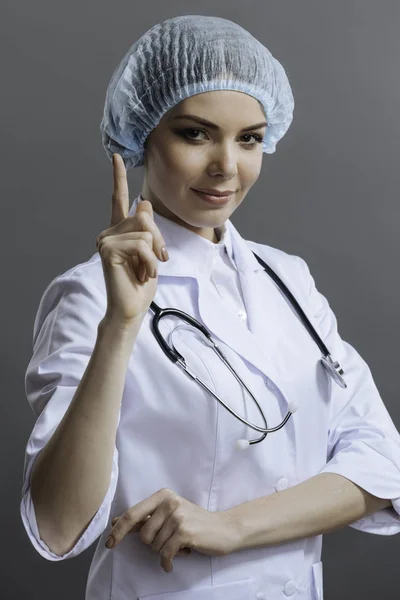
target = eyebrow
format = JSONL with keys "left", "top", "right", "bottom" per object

{"left": 170, "top": 114, "right": 267, "bottom": 133}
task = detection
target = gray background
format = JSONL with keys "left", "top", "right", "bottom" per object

{"left": 3, "top": 1, "right": 400, "bottom": 598}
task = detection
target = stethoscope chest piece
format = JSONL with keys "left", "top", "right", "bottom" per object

{"left": 321, "top": 355, "right": 347, "bottom": 389}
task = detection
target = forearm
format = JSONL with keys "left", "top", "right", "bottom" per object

{"left": 30, "top": 314, "right": 142, "bottom": 555}
{"left": 227, "top": 472, "right": 392, "bottom": 552}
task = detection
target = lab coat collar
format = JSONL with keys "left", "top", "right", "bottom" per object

{"left": 128, "top": 194, "right": 291, "bottom": 403}
{"left": 127, "top": 194, "right": 265, "bottom": 277}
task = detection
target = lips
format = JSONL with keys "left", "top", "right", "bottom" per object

{"left": 194, "top": 189, "right": 234, "bottom": 197}
{"left": 191, "top": 189, "right": 233, "bottom": 205}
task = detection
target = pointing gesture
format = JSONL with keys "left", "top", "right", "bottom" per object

{"left": 110, "top": 152, "right": 130, "bottom": 227}
{"left": 95, "top": 153, "right": 169, "bottom": 327}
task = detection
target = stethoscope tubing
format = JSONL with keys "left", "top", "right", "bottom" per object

{"left": 147, "top": 251, "right": 346, "bottom": 445}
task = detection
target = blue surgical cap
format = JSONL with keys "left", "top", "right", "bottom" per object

{"left": 100, "top": 15, "right": 295, "bottom": 170}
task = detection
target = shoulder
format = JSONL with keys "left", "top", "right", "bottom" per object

{"left": 245, "top": 239, "right": 337, "bottom": 339}
{"left": 244, "top": 239, "right": 313, "bottom": 301}
{"left": 32, "top": 252, "right": 106, "bottom": 346}
{"left": 40, "top": 252, "right": 104, "bottom": 301}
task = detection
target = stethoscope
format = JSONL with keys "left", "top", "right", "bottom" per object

{"left": 148, "top": 251, "right": 346, "bottom": 450}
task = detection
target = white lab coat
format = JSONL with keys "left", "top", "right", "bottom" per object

{"left": 21, "top": 194, "right": 400, "bottom": 600}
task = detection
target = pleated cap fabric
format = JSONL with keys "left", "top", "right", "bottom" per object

{"left": 100, "top": 15, "right": 295, "bottom": 170}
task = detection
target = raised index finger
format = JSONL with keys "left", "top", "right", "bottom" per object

{"left": 110, "top": 153, "right": 130, "bottom": 228}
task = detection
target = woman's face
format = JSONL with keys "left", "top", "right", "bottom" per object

{"left": 141, "top": 90, "right": 267, "bottom": 242}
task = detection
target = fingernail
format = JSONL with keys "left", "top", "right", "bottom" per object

{"left": 105, "top": 535, "right": 114, "bottom": 548}
{"left": 161, "top": 247, "right": 169, "bottom": 262}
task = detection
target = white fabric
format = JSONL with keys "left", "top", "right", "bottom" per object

{"left": 20, "top": 194, "right": 400, "bottom": 600}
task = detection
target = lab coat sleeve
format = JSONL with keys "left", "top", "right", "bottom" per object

{"left": 20, "top": 269, "right": 119, "bottom": 560}
{"left": 297, "top": 256, "right": 400, "bottom": 535}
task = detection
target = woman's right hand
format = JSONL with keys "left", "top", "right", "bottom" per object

{"left": 95, "top": 153, "right": 169, "bottom": 326}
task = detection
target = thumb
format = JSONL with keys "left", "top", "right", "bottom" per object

{"left": 135, "top": 198, "right": 154, "bottom": 219}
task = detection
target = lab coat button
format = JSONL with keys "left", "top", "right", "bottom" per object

{"left": 283, "top": 580, "right": 297, "bottom": 596}
{"left": 276, "top": 477, "right": 289, "bottom": 491}
{"left": 237, "top": 310, "right": 246, "bottom": 320}
{"left": 256, "top": 594, "right": 265, "bottom": 600}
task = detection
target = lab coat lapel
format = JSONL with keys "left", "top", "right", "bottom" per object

{"left": 194, "top": 221, "right": 292, "bottom": 402}
{"left": 129, "top": 195, "right": 291, "bottom": 404}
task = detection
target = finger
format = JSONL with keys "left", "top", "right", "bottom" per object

{"left": 136, "top": 198, "right": 154, "bottom": 220}
{"left": 112, "top": 515, "right": 149, "bottom": 531}
{"left": 111, "top": 518, "right": 191, "bottom": 557}
{"left": 102, "top": 209, "right": 167, "bottom": 264}
{"left": 177, "top": 547, "right": 192, "bottom": 556}
{"left": 116, "top": 513, "right": 192, "bottom": 556}
{"left": 98, "top": 235, "right": 159, "bottom": 281}
{"left": 106, "top": 493, "right": 163, "bottom": 548}
{"left": 131, "top": 204, "right": 169, "bottom": 262}
{"left": 145, "top": 506, "right": 177, "bottom": 553}
{"left": 101, "top": 199, "right": 169, "bottom": 264}
{"left": 111, "top": 153, "right": 130, "bottom": 228}
{"left": 111, "top": 515, "right": 150, "bottom": 527}
{"left": 159, "top": 531, "right": 186, "bottom": 573}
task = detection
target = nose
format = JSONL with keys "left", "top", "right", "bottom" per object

{"left": 207, "top": 142, "right": 238, "bottom": 179}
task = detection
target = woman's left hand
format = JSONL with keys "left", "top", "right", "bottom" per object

{"left": 107, "top": 488, "right": 239, "bottom": 573}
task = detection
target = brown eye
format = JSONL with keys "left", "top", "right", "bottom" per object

{"left": 241, "top": 133, "right": 263, "bottom": 146}
{"left": 174, "top": 128, "right": 263, "bottom": 147}
{"left": 181, "top": 128, "right": 206, "bottom": 140}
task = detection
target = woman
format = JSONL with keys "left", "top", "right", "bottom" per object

{"left": 20, "top": 14, "right": 400, "bottom": 600}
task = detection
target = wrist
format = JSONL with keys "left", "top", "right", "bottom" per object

{"left": 223, "top": 506, "right": 246, "bottom": 554}
{"left": 99, "top": 313, "right": 145, "bottom": 335}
